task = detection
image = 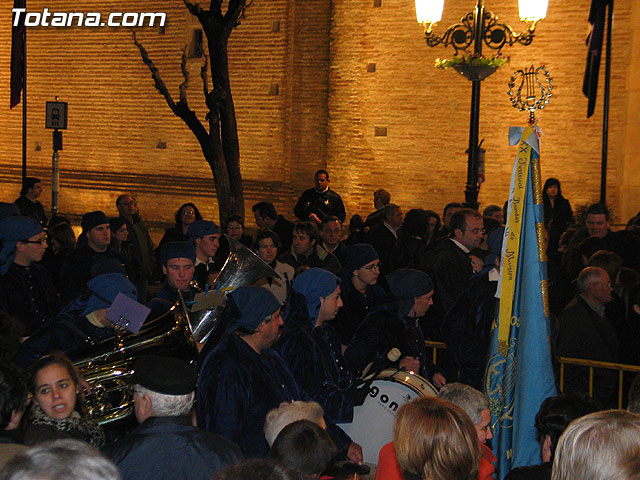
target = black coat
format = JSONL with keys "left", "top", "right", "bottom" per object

{"left": 441, "top": 271, "right": 497, "bottom": 390}
{"left": 0, "top": 263, "right": 59, "bottom": 336}
{"left": 364, "top": 223, "right": 397, "bottom": 278}
{"left": 294, "top": 188, "right": 346, "bottom": 223}
{"left": 104, "top": 416, "right": 243, "bottom": 480}
{"left": 555, "top": 295, "right": 619, "bottom": 407}
{"left": 431, "top": 239, "right": 474, "bottom": 321}
{"left": 344, "top": 307, "right": 443, "bottom": 383}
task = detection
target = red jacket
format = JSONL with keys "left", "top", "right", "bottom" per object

{"left": 374, "top": 441, "right": 496, "bottom": 480}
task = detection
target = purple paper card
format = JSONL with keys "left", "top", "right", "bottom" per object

{"left": 106, "top": 293, "right": 150, "bottom": 334}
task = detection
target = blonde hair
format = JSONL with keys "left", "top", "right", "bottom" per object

{"left": 552, "top": 410, "right": 640, "bottom": 480}
{"left": 394, "top": 397, "right": 479, "bottom": 480}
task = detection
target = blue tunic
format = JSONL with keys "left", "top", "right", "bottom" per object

{"left": 196, "top": 334, "right": 303, "bottom": 458}
{"left": 277, "top": 291, "right": 354, "bottom": 451}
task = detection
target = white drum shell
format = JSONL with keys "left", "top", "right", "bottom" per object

{"left": 339, "top": 369, "right": 438, "bottom": 465}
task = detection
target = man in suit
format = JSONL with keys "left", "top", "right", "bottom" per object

{"left": 364, "top": 204, "right": 403, "bottom": 278}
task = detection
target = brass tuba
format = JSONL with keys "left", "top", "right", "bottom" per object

{"left": 75, "top": 236, "right": 279, "bottom": 425}
{"left": 77, "top": 297, "right": 195, "bottom": 425}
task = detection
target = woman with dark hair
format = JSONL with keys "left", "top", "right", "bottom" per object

{"left": 22, "top": 353, "right": 104, "bottom": 447}
{"left": 158, "top": 203, "right": 203, "bottom": 246}
{"left": 253, "top": 229, "right": 294, "bottom": 305}
{"left": 424, "top": 210, "right": 441, "bottom": 244}
{"left": 224, "top": 215, "right": 253, "bottom": 248}
{"left": 392, "top": 209, "right": 432, "bottom": 273}
{"left": 40, "top": 216, "right": 76, "bottom": 291}
{"left": 108, "top": 217, "right": 137, "bottom": 283}
{"left": 543, "top": 178, "right": 573, "bottom": 254}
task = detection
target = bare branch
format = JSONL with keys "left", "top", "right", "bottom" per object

{"left": 200, "top": 54, "right": 209, "bottom": 98}
{"left": 133, "top": 31, "right": 209, "bottom": 148}
{"left": 179, "top": 46, "right": 190, "bottom": 104}
{"left": 184, "top": 0, "right": 204, "bottom": 20}
{"left": 226, "top": 0, "right": 253, "bottom": 30}
{"left": 132, "top": 31, "right": 177, "bottom": 112}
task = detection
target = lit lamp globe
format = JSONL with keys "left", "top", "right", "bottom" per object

{"left": 518, "top": 0, "right": 548, "bottom": 23}
{"left": 415, "top": 0, "right": 445, "bottom": 30}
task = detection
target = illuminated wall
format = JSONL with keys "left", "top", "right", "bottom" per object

{"left": 1, "top": 0, "right": 638, "bottom": 231}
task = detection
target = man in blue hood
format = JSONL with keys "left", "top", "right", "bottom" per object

{"left": 278, "top": 268, "right": 363, "bottom": 464}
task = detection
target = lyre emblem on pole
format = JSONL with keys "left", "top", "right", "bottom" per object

{"left": 507, "top": 65, "right": 553, "bottom": 124}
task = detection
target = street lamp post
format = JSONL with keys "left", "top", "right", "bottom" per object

{"left": 416, "top": 0, "right": 548, "bottom": 209}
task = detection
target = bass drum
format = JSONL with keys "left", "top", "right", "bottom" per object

{"left": 339, "top": 369, "right": 438, "bottom": 465}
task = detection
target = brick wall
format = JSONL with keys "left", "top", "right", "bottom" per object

{"left": 328, "top": 0, "right": 635, "bottom": 222}
{"left": 0, "top": 0, "right": 637, "bottom": 230}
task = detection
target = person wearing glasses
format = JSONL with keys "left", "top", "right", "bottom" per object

{"left": 430, "top": 209, "right": 485, "bottom": 330}
{"left": 0, "top": 216, "right": 58, "bottom": 336}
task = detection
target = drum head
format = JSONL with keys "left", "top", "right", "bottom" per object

{"left": 339, "top": 370, "right": 437, "bottom": 465}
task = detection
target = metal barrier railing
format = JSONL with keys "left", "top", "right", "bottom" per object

{"left": 556, "top": 356, "right": 640, "bottom": 409}
{"left": 424, "top": 341, "right": 640, "bottom": 409}
{"left": 425, "top": 340, "right": 447, "bottom": 364}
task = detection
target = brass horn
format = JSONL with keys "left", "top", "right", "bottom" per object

{"left": 76, "top": 297, "right": 196, "bottom": 425}
{"left": 187, "top": 236, "right": 281, "bottom": 343}
{"left": 75, "top": 236, "right": 279, "bottom": 425}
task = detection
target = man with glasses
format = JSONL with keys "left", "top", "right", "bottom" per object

{"left": 0, "top": 216, "right": 58, "bottom": 336}
{"left": 431, "top": 208, "right": 484, "bottom": 327}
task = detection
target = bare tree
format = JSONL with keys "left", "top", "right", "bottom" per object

{"left": 133, "top": 0, "right": 253, "bottom": 220}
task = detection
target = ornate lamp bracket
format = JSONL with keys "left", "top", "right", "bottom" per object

{"left": 424, "top": 10, "right": 538, "bottom": 55}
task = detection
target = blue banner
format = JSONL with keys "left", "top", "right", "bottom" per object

{"left": 484, "top": 126, "right": 558, "bottom": 479}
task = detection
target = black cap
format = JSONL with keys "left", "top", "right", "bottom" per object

{"left": 132, "top": 355, "right": 197, "bottom": 395}
{"left": 81, "top": 210, "right": 109, "bottom": 232}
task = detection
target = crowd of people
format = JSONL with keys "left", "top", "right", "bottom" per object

{"left": 2, "top": 170, "right": 640, "bottom": 479}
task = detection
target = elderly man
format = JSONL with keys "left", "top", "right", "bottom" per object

{"left": 278, "top": 268, "right": 363, "bottom": 463}
{"left": 104, "top": 355, "right": 242, "bottom": 480}
{"left": 278, "top": 221, "right": 340, "bottom": 274}
{"left": 115, "top": 194, "right": 155, "bottom": 303}
{"left": 319, "top": 216, "right": 347, "bottom": 265}
{"left": 330, "top": 244, "right": 386, "bottom": 346}
{"left": 345, "top": 268, "right": 446, "bottom": 389}
{"left": 0, "top": 216, "right": 58, "bottom": 336}
{"left": 552, "top": 410, "right": 640, "bottom": 480}
{"left": 197, "top": 286, "right": 304, "bottom": 457}
{"left": 59, "top": 211, "right": 124, "bottom": 303}
{"left": 556, "top": 266, "right": 619, "bottom": 407}
{"left": 188, "top": 220, "right": 222, "bottom": 290}
{"left": 1, "top": 439, "right": 120, "bottom": 480}
{"left": 147, "top": 242, "right": 197, "bottom": 318}
{"left": 264, "top": 401, "right": 326, "bottom": 448}
{"left": 294, "top": 169, "right": 346, "bottom": 224}
{"left": 364, "top": 189, "right": 391, "bottom": 230}
{"left": 438, "top": 383, "right": 496, "bottom": 480}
